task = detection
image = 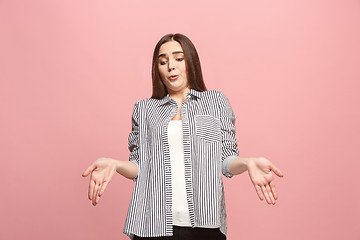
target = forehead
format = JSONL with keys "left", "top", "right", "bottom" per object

{"left": 158, "top": 40, "right": 184, "bottom": 56}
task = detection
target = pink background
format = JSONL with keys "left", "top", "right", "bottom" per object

{"left": 1, "top": 0, "right": 359, "bottom": 239}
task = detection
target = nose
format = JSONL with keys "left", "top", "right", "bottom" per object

{"left": 168, "top": 60, "right": 175, "bottom": 72}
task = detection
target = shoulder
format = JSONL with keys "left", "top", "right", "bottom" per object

{"left": 201, "top": 90, "right": 234, "bottom": 113}
{"left": 199, "top": 89, "right": 228, "bottom": 101}
{"left": 132, "top": 97, "right": 164, "bottom": 110}
{"left": 201, "top": 89, "right": 218, "bottom": 96}
{"left": 132, "top": 96, "right": 162, "bottom": 105}
{"left": 134, "top": 98, "right": 149, "bottom": 106}
{"left": 130, "top": 98, "right": 148, "bottom": 113}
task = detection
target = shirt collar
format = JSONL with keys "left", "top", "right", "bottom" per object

{"left": 158, "top": 88, "right": 202, "bottom": 106}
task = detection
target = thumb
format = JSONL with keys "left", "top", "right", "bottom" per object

{"left": 82, "top": 164, "right": 96, "bottom": 177}
{"left": 270, "top": 164, "right": 284, "bottom": 178}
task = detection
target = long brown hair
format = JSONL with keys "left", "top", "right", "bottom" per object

{"left": 151, "top": 33, "right": 207, "bottom": 99}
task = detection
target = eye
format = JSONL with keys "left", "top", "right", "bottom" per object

{"left": 159, "top": 60, "right": 167, "bottom": 65}
{"left": 176, "top": 58, "right": 184, "bottom": 61}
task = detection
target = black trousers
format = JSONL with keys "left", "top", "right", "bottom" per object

{"left": 133, "top": 225, "right": 226, "bottom": 240}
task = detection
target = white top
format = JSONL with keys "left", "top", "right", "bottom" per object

{"left": 168, "top": 120, "right": 218, "bottom": 228}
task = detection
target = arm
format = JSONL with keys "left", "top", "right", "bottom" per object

{"left": 218, "top": 91, "right": 240, "bottom": 178}
{"left": 127, "top": 101, "right": 141, "bottom": 181}
{"left": 82, "top": 157, "right": 139, "bottom": 206}
{"left": 115, "top": 160, "right": 138, "bottom": 179}
{"left": 217, "top": 92, "right": 284, "bottom": 204}
{"left": 81, "top": 102, "right": 141, "bottom": 206}
{"left": 229, "top": 157, "right": 250, "bottom": 175}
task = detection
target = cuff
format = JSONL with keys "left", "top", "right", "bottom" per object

{"left": 222, "top": 155, "right": 238, "bottom": 178}
{"left": 130, "top": 160, "right": 140, "bottom": 182}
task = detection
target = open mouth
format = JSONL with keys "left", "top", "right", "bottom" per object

{"left": 169, "top": 75, "right": 179, "bottom": 80}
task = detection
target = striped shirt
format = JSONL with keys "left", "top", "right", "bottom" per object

{"left": 123, "top": 89, "right": 239, "bottom": 239}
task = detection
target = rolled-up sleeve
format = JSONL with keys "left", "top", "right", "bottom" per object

{"left": 218, "top": 91, "right": 239, "bottom": 178}
{"left": 128, "top": 101, "right": 140, "bottom": 181}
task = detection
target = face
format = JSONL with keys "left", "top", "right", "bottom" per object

{"left": 158, "top": 40, "right": 189, "bottom": 95}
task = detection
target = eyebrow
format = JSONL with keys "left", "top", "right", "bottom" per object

{"left": 158, "top": 51, "right": 184, "bottom": 58}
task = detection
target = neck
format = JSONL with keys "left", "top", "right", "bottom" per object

{"left": 168, "top": 87, "right": 191, "bottom": 103}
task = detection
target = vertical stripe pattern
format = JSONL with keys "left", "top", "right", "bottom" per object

{"left": 123, "top": 89, "right": 239, "bottom": 239}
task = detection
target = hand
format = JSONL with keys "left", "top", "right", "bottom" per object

{"left": 82, "top": 157, "right": 118, "bottom": 206}
{"left": 246, "top": 157, "right": 284, "bottom": 205}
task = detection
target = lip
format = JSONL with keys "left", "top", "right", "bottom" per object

{"left": 168, "top": 75, "right": 179, "bottom": 80}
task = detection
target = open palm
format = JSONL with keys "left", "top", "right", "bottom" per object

{"left": 82, "top": 157, "right": 118, "bottom": 206}
{"left": 247, "top": 157, "right": 284, "bottom": 205}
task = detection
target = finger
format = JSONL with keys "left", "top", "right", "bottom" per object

{"left": 270, "top": 164, "right": 284, "bottom": 178}
{"left": 95, "top": 183, "right": 102, "bottom": 205}
{"left": 99, "top": 180, "right": 109, "bottom": 197}
{"left": 95, "top": 192, "right": 101, "bottom": 204}
{"left": 255, "top": 185, "right": 264, "bottom": 200}
{"left": 269, "top": 180, "right": 278, "bottom": 200}
{"left": 82, "top": 164, "right": 96, "bottom": 177}
{"left": 266, "top": 184, "right": 276, "bottom": 205}
{"left": 92, "top": 182, "right": 100, "bottom": 205}
{"left": 88, "top": 179, "right": 95, "bottom": 200}
{"left": 91, "top": 179, "right": 98, "bottom": 202}
{"left": 261, "top": 185, "right": 271, "bottom": 204}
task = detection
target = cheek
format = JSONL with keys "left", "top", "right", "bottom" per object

{"left": 180, "top": 62, "right": 187, "bottom": 74}
{"left": 158, "top": 66, "right": 166, "bottom": 78}
{"left": 181, "top": 64, "right": 187, "bottom": 78}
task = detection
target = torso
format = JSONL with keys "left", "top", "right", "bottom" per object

{"left": 172, "top": 108, "right": 182, "bottom": 120}
{"left": 171, "top": 100, "right": 183, "bottom": 120}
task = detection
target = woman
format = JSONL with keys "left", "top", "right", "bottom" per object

{"left": 82, "top": 33, "right": 284, "bottom": 240}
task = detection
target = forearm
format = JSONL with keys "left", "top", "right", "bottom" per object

{"left": 113, "top": 159, "right": 138, "bottom": 179}
{"left": 229, "top": 157, "right": 252, "bottom": 175}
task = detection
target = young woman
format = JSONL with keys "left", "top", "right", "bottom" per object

{"left": 82, "top": 33, "right": 284, "bottom": 240}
